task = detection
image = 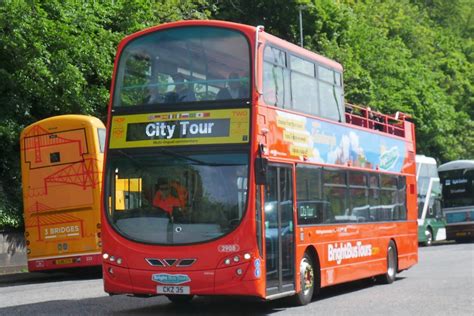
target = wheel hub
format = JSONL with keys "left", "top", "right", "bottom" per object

{"left": 301, "top": 259, "right": 314, "bottom": 294}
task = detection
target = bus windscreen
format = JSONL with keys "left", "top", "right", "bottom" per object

{"left": 106, "top": 150, "right": 248, "bottom": 245}
{"left": 113, "top": 26, "right": 250, "bottom": 107}
{"left": 440, "top": 169, "right": 474, "bottom": 208}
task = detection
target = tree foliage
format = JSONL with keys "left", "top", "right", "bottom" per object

{"left": 0, "top": 0, "right": 212, "bottom": 229}
{"left": 0, "top": 0, "right": 472, "bottom": 228}
{"left": 214, "top": 0, "right": 473, "bottom": 161}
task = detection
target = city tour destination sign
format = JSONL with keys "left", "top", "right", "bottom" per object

{"left": 109, "top": 108, "right": 250, "bottom": 148}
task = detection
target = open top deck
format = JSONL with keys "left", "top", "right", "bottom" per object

{"left": 345, "top": 103, "right": 411, "bottom": 138}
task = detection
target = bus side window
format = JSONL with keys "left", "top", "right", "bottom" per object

{"left": 263, "top": 46, "right": 290, "bottom": 107}
{"left": 297, "top": 201, "right": 333, "bottom": 224}
{"left": 428, "top": 205, "right": 434, "bottom": 217}
{"left": 119, "top": 52, "right": 152, "bottom": 106}
{"left": 434, "top": 199, "right": 443, "bottom": 218}
{"left": 98, "top": 128, "right": 106, "bottom": 153}
{"left": 298, "top": 202, "right": 318, "bottom": 224}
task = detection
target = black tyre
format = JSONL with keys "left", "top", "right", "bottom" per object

{"left": 423, "top": 228, "right": 433, "bottom": 246}
{"left": 292, "top": 253, "right": 317, "bottom": 306}
{"left": 166, "top": 294, "right": 194, "bottom": 304}
{"left": 376, "top": 240, "right": 398, "bottom": 284}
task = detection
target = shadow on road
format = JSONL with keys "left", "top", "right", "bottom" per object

{"left": 0, "top": 294, "right": 291, "bottom": 315}
{"left": 116, "top": 296, "right": 290, "bottom": 315}
{"left": 0, "top": 275, "right": 407, "bottom": 315}
{"left": 314, "top": 276, "right": 405, "bottom": 303}
{"left": 0, "top": 266, "right": 102, "bottom": 288}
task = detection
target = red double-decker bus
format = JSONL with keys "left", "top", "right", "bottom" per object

{"left": 102, "top": 20, "right": 417, "bottom": 305}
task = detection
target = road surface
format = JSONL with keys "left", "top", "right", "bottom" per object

{"left": 0, "top": 243, "right": 472, "bottom": 315}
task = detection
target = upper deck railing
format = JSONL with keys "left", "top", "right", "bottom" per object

{"left": 345, "top": 103, "right": 411, "bottom": 138}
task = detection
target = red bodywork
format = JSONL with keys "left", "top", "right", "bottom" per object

{"left": 102, "top": 20, "right": 417, "bottom": 299}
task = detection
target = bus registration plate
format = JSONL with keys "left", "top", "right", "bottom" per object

{"left": 55, "top": 258, "right": 73, "bottom": 265}
{"left": 157, "top": 285, "right": 190, "bottom": 295}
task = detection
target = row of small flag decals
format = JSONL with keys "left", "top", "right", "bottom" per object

{"left": 148, "top": 112, "right": 210, "bottom": 120}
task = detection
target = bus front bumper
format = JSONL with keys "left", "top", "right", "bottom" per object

{"left": 446, "top": 224, "right": 474, "bottom": 241}
{"left": 103, "top": 261, "right": 263, "bottom": 297}
{"left": 28, "top": 253, "right": 102, "bottom": 272}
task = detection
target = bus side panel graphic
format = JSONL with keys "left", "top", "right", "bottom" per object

{"left": 266, "top": 110, "right": 407, "bottom": 172}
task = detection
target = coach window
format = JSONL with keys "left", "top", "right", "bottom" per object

{"left": 397, "top": 176, "right": 407, "bottom": 220}
{"left": 290, "top": 55, "right": 315, "bottom": 76}
{"left": 335, "top": 71, "right": 342, "bottom": 87}
{"left": 369, "top": 174, "right": 380, "bottom": 220}
{"left": 296, "top": 166, "right": 322, "bottom": 200}
{"left": 97, "top": 128, "right": 106, "bottom": 153}
{"left": 296, "top": 166, "right": 330, "bottom": 224}
{"left": 349, "top": 172, "right": 370, "bottom": 222}
{"left": 379, "top": 174, "right": 398, "bottom": 221}
{"left": 290, "top": 55, "right": 318, "bottom": 115}
{"left": 319, "top": 66, "right": 333, "bottom": 83}
{"left": 381, "top": 174, "right": 398, "bottom": 189}
{"left": 318, "top": 66, "right": 344, "bottom": 123}
{"left": 323, "top": 168, "right": 346, "bottom": 185}
{"left": 323, "top": 169, "right": 348, "bottom": 222}
{"left": 263, "top": 46, "right": 290, "bottom": 107}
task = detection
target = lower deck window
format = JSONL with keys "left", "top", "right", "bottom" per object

{"left": 296, "top": 166, "right": 407, "bottom": 224}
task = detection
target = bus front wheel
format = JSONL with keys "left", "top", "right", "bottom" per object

{"left": 292, "top": 253, "right": 315, "bottom": 306}
{"left": 376, "top": 240, "right": 398, "bottom": 284}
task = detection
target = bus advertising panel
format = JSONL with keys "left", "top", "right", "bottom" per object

{"left": 265, "top": 110, "right": 407, "bottom": 172}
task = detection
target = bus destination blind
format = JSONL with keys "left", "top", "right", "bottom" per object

{"left": 109, "top": 109, "right": 249, "bottom": 148}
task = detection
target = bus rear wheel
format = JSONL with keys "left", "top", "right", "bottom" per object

{"left": 166, "top": 294, "right": 194, "bottom": 304}
{"left": 292, "top": 253, "right": 315, "bottom": 306}
{"left": 376, "top": 240, "right": 398, "bottom": 284}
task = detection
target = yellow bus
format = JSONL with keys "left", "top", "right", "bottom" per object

{"left": 20, "top": 115, "right": 105, "bottom": 271}
{"left": 114, "top": 178, "right": 143, "bottom": 211}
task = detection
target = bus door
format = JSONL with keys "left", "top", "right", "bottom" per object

{"left": 264, "top": 165, "right": 295, "bottom": 297}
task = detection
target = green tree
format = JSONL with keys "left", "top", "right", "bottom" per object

{"left": 1, "top": 0, "right": 472, "bottom": 228}
{"left": 0, "top": 0, "right": 212, "bottom": 229}
{"left": 214, "top": 0, "right": 473, "bottom": 162}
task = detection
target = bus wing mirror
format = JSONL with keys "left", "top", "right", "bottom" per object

{"left": 255, "top": 157, "right": 268, "bottom": 185}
